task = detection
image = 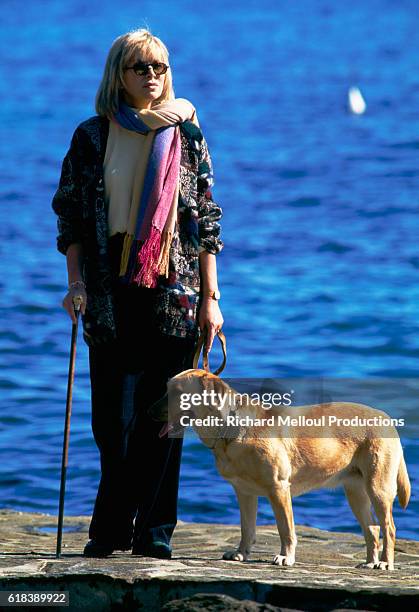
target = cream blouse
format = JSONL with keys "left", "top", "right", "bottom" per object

{"left": 104, "top": 120, "right": 147, "bottom": 237}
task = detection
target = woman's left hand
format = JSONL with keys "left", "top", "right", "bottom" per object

{"left": 198, "top": 299, "right": 224, "bottom": 353}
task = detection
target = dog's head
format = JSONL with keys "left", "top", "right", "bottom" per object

{"left": 148, "top": 368, "right": 233, "bottom": 427}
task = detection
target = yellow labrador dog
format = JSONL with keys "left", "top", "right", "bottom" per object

{"left": 150, "top": 369, "right": 410, "bottom": 571}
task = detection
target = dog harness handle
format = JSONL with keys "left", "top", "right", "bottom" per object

{"left": 193, "top": 329, "right": 227, "bottom": 376}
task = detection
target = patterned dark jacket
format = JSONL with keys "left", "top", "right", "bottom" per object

{"left": 52, "top": 116, "right": 223, "bottom": 345}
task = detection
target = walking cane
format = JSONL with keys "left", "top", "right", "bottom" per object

{"left": 56, "top": 295, "right": 83, "bottom": 558}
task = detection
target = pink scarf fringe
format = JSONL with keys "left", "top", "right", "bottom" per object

{"left": 133, "top": 226, "right": 162, "bottom": 288}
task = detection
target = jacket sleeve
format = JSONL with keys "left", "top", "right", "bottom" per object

{"left": 51, "top": 128, "right": 83, "bottom": 255}
{"left": 197, "top": 135, "right": 223, "bottom": 255}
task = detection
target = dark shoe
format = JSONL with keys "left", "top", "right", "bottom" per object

{"left": 83, "top": 539, "right": 132, "bottom": 557}
{"left": 132, "top": 541, "right": 172, "bottom": 559}
{"left": 83, "top": 540, "right": 116, "bottom": 558}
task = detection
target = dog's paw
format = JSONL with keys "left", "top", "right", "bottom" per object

{"left": 272, "top": 554, "right": 295, "bottom": 567}
{"left": 356, "top": 562, "right": 377, "bottom": 569}
{"left": 374, "top": 561, "right": 394, "bottom": 571}
{"left": 222, "top": 549, "right": 247, "bottom": 562}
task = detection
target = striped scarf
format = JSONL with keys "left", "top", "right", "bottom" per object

{"left": 113, "top": 98, "right": 198, "bottom": 288}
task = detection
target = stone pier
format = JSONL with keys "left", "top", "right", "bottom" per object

{"left": 0, "top": 510, "right": 418, "bottom": 611}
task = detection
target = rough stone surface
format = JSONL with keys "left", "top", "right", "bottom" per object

{"left": 160, "top": 592, "right": 298, "bottom": 610}
{"left": 0, "top": 509, "right": 418, "bottom": 611}
{"left": 161, "top": 595, "right": 374, "bottom": 612}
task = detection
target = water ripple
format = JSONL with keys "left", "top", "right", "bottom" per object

{"left": 0, "top": 0, "right": 418, "bottom": 540}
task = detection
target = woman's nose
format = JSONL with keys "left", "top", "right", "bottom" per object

{"left": 145, "top": 65, "right": 156, "bottom": 77}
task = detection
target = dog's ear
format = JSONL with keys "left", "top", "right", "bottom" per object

{"left": 201, "top": 374, "right": 234, "bottom": 409}
{"left": 147, "top": 392, "right": 169, "bottom": 422}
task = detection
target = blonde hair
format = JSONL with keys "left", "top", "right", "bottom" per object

{"left": 95, "top": 29, "right": 174, "bottom": 118}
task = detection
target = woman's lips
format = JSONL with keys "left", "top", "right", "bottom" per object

{"left": 144, "top": 83, "right": 158, "bottom": 89}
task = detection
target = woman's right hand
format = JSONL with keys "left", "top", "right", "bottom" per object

{"left": 62, "top": 281, "right": 87, "bottom": 323}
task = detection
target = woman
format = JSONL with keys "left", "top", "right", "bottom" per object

{"left": 52, "top": 29, "right": 223, "bottom": 559}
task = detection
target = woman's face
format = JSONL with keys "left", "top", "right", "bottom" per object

{"left": 122, "top": 51, "right": 166, "bottom": 109}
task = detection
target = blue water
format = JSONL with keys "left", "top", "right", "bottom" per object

{"left": 1, "top": 0, "right": 418, "bottom": 540}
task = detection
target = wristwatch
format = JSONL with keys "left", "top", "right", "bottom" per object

{"left": 206, "top": 289, "right": 221, "bottom": 301}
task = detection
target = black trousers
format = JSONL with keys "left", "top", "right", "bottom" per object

{"left": 88, "top": 235, "right": 195, "bottom": 549}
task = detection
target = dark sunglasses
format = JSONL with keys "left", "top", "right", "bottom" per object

{"left": 124, "top": 61, "right": 168, "bottom": 76}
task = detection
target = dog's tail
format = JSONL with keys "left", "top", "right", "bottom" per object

{"left": 397, "top": 452, "right": 411, "bottom": 509}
